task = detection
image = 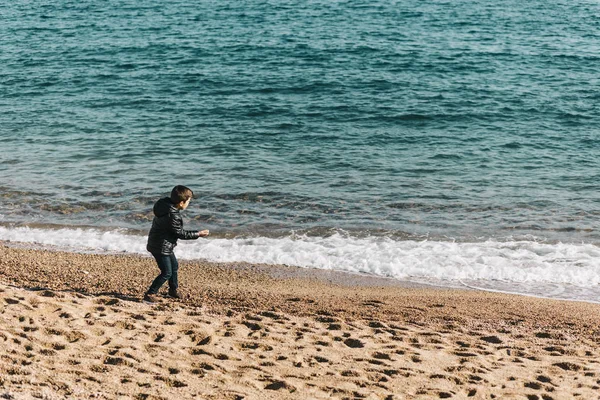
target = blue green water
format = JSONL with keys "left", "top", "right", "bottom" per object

{"left": 1, "top": 0, "right": 600, "bottom": 300}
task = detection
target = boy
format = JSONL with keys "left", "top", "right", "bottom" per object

{"left": 144, "top": 185, "right": 209, "bottom": 303}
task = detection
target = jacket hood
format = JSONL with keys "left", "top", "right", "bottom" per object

{"left": 153, "top": 197, "right": 176, "bottom": 217}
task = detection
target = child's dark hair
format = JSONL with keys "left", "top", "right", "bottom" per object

{"left": 170, "top": 185, "right": 194, "bottom": 204}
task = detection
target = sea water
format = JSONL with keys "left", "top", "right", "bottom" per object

{"left": 1, "top": 0, "right": 600, "bottom": 302}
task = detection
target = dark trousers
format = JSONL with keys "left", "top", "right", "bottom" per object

{"left": 147, "top": 253, "right": 179, "bottom": 294}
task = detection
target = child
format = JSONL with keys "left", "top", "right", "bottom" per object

{"left": 144, "top": 185, "right": 209, "bottom": 303}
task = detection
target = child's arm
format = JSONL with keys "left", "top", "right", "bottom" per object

{"left": 169, "top": 214, "right": 201, "bottom": 240}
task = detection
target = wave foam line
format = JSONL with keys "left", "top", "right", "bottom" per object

{"left": 1, "top": 226, "right": 600, "bottom": 288}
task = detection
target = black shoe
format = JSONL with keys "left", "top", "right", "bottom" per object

{"left": 168, "top": 289, "right": 182, "bottom": 299}
{"left": 143, "top": 293, "right": 160, "bottom": 303}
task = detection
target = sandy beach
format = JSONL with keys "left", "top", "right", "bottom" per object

{"left": 1, "top": 243, "right": 600, "bottom": 399}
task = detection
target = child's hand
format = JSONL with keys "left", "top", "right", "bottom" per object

{"left": 198, "top": 230, "right": 210, "bottom": 237}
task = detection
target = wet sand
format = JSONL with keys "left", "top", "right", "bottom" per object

{"left": 1, "top": 243, "right": 600, "bottom": 399}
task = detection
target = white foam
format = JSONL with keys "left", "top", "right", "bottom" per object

{"left": 1, "top": 226, "right": 600, "bottom": 300}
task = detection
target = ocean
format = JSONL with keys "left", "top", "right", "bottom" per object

{"left": 1, "top": 0, "right": 600, "bottom": 302}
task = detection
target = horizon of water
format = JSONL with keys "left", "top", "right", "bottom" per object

{"left": 1, "top": 0, "right": 600, "bottom": 302}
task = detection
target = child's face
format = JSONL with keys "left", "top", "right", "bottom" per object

{"left": 178, "top": 197, "right": 191, "bottom": 210}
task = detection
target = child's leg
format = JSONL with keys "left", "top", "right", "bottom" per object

{"left": 168, "top": 254, "right": 179, "bottom": 292}
{"left": 147, "top": 254, "right": 173, "bottom": 294}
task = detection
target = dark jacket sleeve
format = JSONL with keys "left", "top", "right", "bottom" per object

{"left": 169, "top": 212, "right": 200, "bottom": 240}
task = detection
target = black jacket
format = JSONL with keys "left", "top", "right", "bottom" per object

{"left": 146, "top": 197, "right": 200, "bottom": 255}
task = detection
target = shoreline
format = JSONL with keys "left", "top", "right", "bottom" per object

{"left": 3, "top": 237, "right": 600, "bottom": 306}
{"left": 1, "top": 244, "right": 600, "bottom": 399}
{"left": 1, "top": 243, "right": 600, "bottom": 329}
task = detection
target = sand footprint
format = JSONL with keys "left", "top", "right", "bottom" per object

{"left": 182, "top": 329, "right": 212, "bottom": 346}
{"left": 264, "top": 379, "right": 296, "bottom": 392}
